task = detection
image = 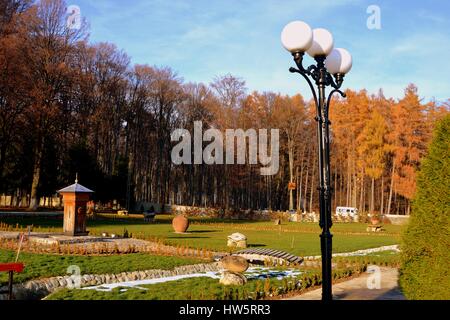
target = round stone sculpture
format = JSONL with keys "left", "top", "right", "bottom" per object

{"left": 221, "top": 255, "right": 249, "bottom": 273}
{"left": 219, "top": 272, "right": 247, "bottom": 286}
{"left": 172, "top": 215, "right": 189, "bottom": 233}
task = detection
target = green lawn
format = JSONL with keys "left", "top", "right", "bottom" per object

{"left": 0, "top": 215, "right": 402, "bottom": 257}
{"left": 47, "top": 277, "right": 237, "bottom": 300}
{"left": 45, "top": 260, "right": 371, "bottom": 301}
{"left": 47, "top": 251, "right": 400, "bottom": 300}
{"left": 46, "top": 270, "right": 325, "bottom": 300}
{"left": 0, "top": 249, "right": 203, "bottom": 286}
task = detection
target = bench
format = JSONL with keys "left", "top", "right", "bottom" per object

{"left": 0, "top": 263, "right": 25, "bottom": 300}
{"left": 367, "top": 225, "right": 384, "bottom": 232}
{"left": 144, "top": 212, "right": 156, "bottom": 222}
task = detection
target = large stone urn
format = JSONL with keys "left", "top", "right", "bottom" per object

{"left": 172, "top": 215, "right": 189, "bottom": 233}
{"left": 371, "top": 216, "right": 381, "bottom": 225}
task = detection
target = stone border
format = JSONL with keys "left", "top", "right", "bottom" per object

{"left": 0, "top": 211, "right": 63, "bottom": 217}
{"left": 0, "top": 262, "right": 221, "bottom": 300}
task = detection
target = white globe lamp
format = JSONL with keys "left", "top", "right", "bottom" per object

{"left": 281, "top": 21, "right": 314, "bottom": 53}
{"left": 306, "top": 28, "right": 334, "bottom": 57}
{"left": 325, "top": 48, "right": 353, "bottom": 75}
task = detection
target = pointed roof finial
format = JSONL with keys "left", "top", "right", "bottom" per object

{"left": 75, "top": 172, "right": 79, "bottom": 184}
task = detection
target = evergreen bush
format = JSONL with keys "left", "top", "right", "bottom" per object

{"left": 399, "top": 115, "right": 450, "bottom": 300}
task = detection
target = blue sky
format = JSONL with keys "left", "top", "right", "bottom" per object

{"left": 70, "top": 0, "right": 450, "bottom": 102}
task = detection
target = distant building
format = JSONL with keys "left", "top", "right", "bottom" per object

{"left": 336, "top": 207, "right": 359, "bottom": 219}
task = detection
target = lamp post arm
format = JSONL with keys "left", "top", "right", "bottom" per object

{"left": 306, "top": 64, "right": 318, "bottom": 77}
{"left": 327, "top": 73, "right": 339, "bottom": 90}
{"left": 325, "top": 89, "right": 346, "bottom": 119}
{"left": 289, "top": 67, "right": 320, "bottom": 110}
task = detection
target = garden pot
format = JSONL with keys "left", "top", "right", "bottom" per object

{"left": 172, "top": 215, "right": 189, "bottom": 233}
{"left": 371, "top": 218, "right": 380, "bottom": 225}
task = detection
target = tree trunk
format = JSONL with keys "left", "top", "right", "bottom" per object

{"left": 296, "top": 166, "right": 300, "bottom": 212}
{"left": 370, "top": 177, "right": 375, "bottom": 214}
{"left": 339, "top": 162, "right": 343, "bottom": 207}
{"left": 380, "top": 175, "right": 385, "bottom": 215}
{"left": 353, "top": 174, "right": 358, "bottom": 208}
{"left": 29, "top": 136, "right": 45, "bottom": 211}
{"left": 359, "top": 174, "right": 364, "bottom": 212}
{"left": 304, "top": 161, "right": 309, "bottom": 212}
{"left": 346, "top": 157, "right": 351, "bottom": 206}
{"left": 0, "top": 142, "right": 7, "bottom": 191}
{"left": 387, "top": 160, "right": 395, "bottom": 215}
{"left": 288, "top": 139, "right": 294, "bottom": 211}
{"left": 334, "top": 168, "right": 338, "bottom": 212}
{"left": 309, "top": 157, "right": 316, "bottom": 213}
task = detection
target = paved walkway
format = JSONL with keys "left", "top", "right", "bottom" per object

{"left": 285, "top": 267, "right": 405, "bottom": 300}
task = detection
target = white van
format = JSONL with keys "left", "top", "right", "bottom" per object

{"left": 336, "top": 207, "right": 359, "bottom": 219}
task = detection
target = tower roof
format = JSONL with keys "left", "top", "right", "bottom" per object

{"left": 58, "top": 174, "right": 94, "bottom": 194}
{"left": 58, "top": 182, "right": 94, "bottom": 194}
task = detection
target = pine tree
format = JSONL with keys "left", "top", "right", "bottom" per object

{"left": 390, "top": 85, "right": 429, "bottom": 213}
{"left": 399, "top": 114, "right": 450, "bottom": 300}
{"left": 357, "top": 110, "right": 390, "bottom": 214}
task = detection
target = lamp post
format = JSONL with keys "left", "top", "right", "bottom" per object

{"left": 281, "top": 21, "right": 352, "bottom": 301}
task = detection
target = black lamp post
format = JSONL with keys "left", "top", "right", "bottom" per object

{"left": 281, "top": 21, "right": 352, "bottom": 301}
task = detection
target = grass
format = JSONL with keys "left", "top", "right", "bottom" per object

{"left": 0, "top": 249, "right": 203, "bottom": 286}
{"left": 334, "top": 250, "right": 401, "bottom": 268}
{"left": 45, "top": 270, "right": 324, "bottom": 300}
{"left": 47, "top": 277, "right": 234, "bottom": 300}
{"left": 0, "top": 215, "right": 403, "bottom": 257}
{"left": 45, "top": 260, "right": 372, "bottom": 301}
{"left": 0, "top": 212, "right": 405, "bottom": 301}
{"left": 46, "top": 251, "right": 400, "bottom": 300}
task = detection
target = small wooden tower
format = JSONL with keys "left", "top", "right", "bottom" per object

{"left": 57, "top": 175, "right": 94, "bottom": 236}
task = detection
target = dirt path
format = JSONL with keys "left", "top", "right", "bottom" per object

{"left": 285, "top": 267, "right": 405, "bottom": 300}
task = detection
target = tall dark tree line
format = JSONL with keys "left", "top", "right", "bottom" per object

{"left": 0, "top": 0, "right": 448, "bottom": 213}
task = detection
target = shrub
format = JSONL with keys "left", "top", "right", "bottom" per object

{"left": 263, "top": 278, "right": 271, "bottom": 296}
{"left": 400, "top": 115, "right": 450, "bottom": 300}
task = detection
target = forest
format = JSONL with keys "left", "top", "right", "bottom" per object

{"left": 0, "top": 0, "right": 448, "bottom": 214}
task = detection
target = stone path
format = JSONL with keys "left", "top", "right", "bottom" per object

{"left": 0, "top": 231, "right": 219, "bottom": 257}
{"left": 285, "top": 267, "right": 405, "bottom": 300}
